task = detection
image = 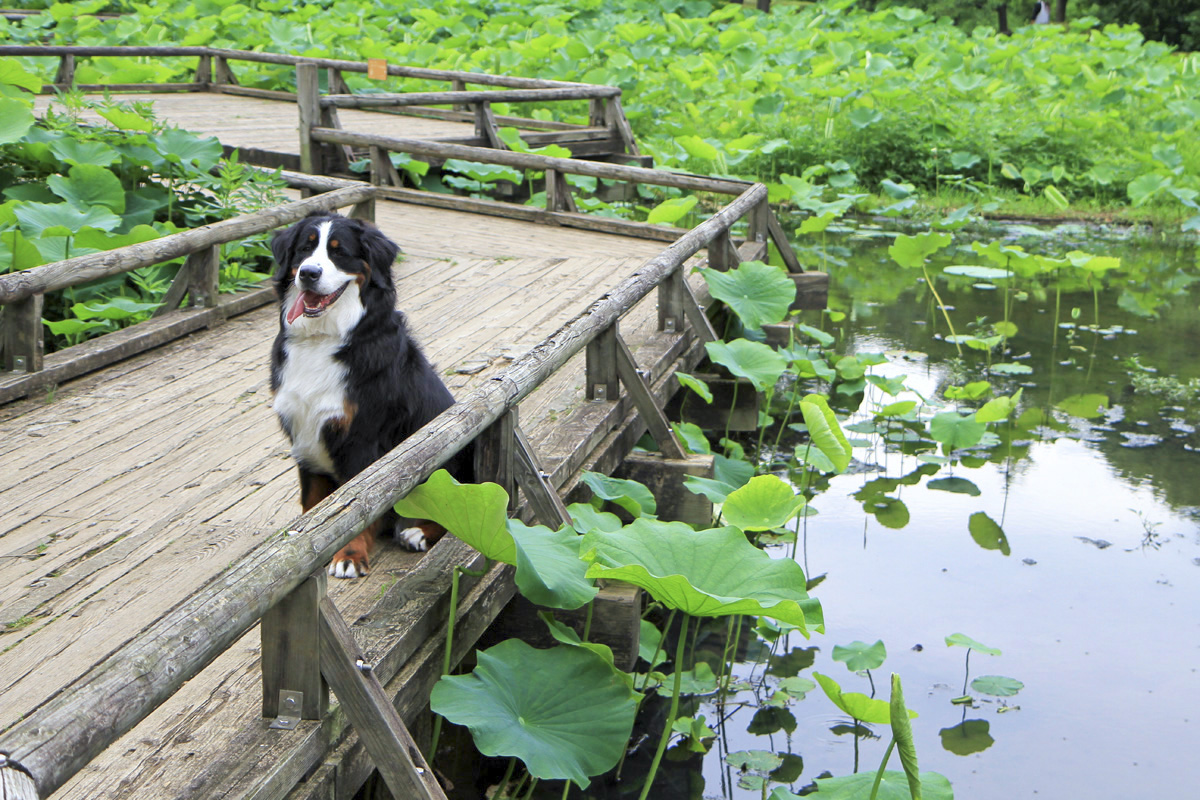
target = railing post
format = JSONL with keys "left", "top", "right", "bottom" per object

{"left": 451, "top": 78, "right": 468, "bottom": 112}
{"left": 474, "top": 408, "right": 516, "bottom": 513}
{"left": 748, "top": 197, "right": 769, "bottom": 246}
{"left": 213, "top": 55, "right": 239, "bottom": 88}
{"left": 545, "top": 169, "right": 577, "bottom": 213}
{"left": 708, "top": 229, "right": 738, "bottom": 271}
{"left": 185, "top": 244, "right": 220, "bottom": 308}
{"left": 3, "top": 294, "right": 44, "bottom": 374}
{"left": 261, "top": 572, "right": 328, "bottom": 724}
{"left": 194, "top": 53, "right": 211, "bottom": 88}
{"left": 586, "top": 324, "right": 619, "bottom": 402}
{"left": 348, "top": 193, "right": 376, "bottom": 222}
{"left": 53, "top": 54, "right": 74, "bottom": 89}
{"left": 473, "top": 102, "right": 506, "bottom": 149}
{"left": 657, "top": 266, "right": 685, "bottom": 334}
{"left": 297, "top": 62, "right": 323, "bottom": 181}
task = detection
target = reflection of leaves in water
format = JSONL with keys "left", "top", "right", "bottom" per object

{"left": 829, "top": 721, "right": 878, "bottom": 739}
{"left": 866, "top": 496, "right": 910, "bottom": 529}
{"left": 940, "top": 718, "right": 995, "bottom": 755}
{"left": 928, "top": 477, "right": 982, "bottom": 496}
{"left": 969, "top": 511, "right": 1011, "bottom": 556}
{"left": 768, "top": 646, "right": 819, "bottom": 677}
{"left": 771, "top": 752, "right": 805, "bottom": 783}
{"left": 747, "top": 706, "right": 797, "bottom": 735}
{"left": 813, "top": 770, "right": 955, "bottom": 799}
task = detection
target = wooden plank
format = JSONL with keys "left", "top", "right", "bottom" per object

{"left": 317, "top": 598, "right": 446, "bottom": 800}
{"left": 322, "top": 86, "right": 620, "bottom": 108}
{"left": 296, "top": 62, "right": 322, "bottom": 177}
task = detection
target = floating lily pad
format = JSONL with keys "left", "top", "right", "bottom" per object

{"left": 832, "top": 639, "right": 887, "bottom": 672}
{"left": 812, "top": 770, "right": 954, "bottom": 799}
{"left": 971, "top": 675, "right": 1024, "bottom": 697}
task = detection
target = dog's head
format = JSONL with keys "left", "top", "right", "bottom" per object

{"left": 270, "top": 213, "right": 400, "bottom": 334}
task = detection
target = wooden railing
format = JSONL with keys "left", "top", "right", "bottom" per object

{"left": 0, "top": 175, "right": 771, "bottom": 799}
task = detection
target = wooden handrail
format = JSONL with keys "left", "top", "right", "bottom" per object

{"left": 0, "top": 182, "right": 767, "bottom": 799}
{"left": 319, "top": 86, "right": 621, "bottom": 108}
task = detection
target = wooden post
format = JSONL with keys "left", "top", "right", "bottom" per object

{"left": 614, "top": 332, "right": 687, "bottom": 460}
{"left": 708, "top": 229, "right": 738, "bottom": 271}
{"left": 451, "top": 78, "right": 468, "bottom": 111}
{"left": 185, "top": 244, "right": 220, "bottom": 308}
{"left": 473, "top": 102, "right": 506, "bottom": 149}
{"left": 318, "top": 599, "right": 447, "bottom": 800}
{"left": 545, "top": 169, "right": 577, "bottom": 213}
{"left": 618, "top": 452, "right": 715, "bottom": 527}
{"left": 0, "top": 755, "right": 38, "bottom": 800}
{"left": 586, "top": 324, "right": 619, "bottom": 402}
{"left": 261, "top": 572, "right": 328, "bottom": 722}
{"left": 328, "top": 67, "right": 351, "bottom": 95}
{"left": 474, "top": 408, "right": 516, "bottom": 513}
{"left": 3, "top": 295, "right": 44, "bottom": 373}
{"left": 194, "top": 54, "right": 211, "bottom": 87}
{"left": 604, "top": 95, "right": 640, "bottom": 156}
{"left": 297, "top": 62, "right": 323, "bottom": 179}
{"left": 53, "top": 54, "right": 74, "bottom": 89}
{"left": 348, "top": 195, "right": 376, "bottom": 223}
{"left": 588, "top": 97, "right": 607, "bottom": 128}
{"left": 748, "top": 197, "right": 769, "bottom": 246}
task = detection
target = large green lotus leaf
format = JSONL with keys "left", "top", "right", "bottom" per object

{"left": 581, "top": 520, "right": 822, "bottom": 631}
{"left": 98, "top": 105, "right": 155, "bottom": 132}
{"left": 813, "top": 672, "right": 911, "bottom": 724}
{"left": 647, "top": 194, "right": 697, "bottom": 225}
{"left": 0, "top": 229, "right": 44, "bottom": 272}
{"left": 928, "top": 410, "right": 985, "bottom": 451}
{"left": 153, "top": 128, "right": 223, "bottom": 171}
{"left": 888, "top": 231, "right": 951, "bottom": 268}
{"left": 393, "top": 469, "right": 515, "bottom": 565}
{"left": 970, "top": 675, "right": 1023, "bottom": 697}
{"left": 566, "top": 502, "right": 622, "bottom": 535}
{"left": 944, "top": 633, "right": 1001, "bottom": 656}
{"left": 48, "top": 138, "right": 120, "bottom": 167}
{"left": 832, "top": 639, "right": 886, "bottom": 672}
{"left": 1056, "top": 393, "right": 1109, "bottom": 419}
{"left": 675, "top": 371, "right": 714, "bottom": 404}
{"left": 580, "top": 471, "right": 655, "bottom": 518}
{"left": 73, "top": 224, "right": 161, "bottom": 252}
{"left": 705, "top": 338, "right": 787, "bottom": 392}
{"left": 975, "top": 388, "right": 1022, "bottom": 423}
{"left": 508, "top": 520, "right": 597, "bottom": 610}
{"left": 430, "top": 640, "right": 638, "bottom": 788}
{"left": 799, "top": 393, "right": 852, "bottom": 473}
{"left": 813, "top": 770, "right": 954, "bottom": 800}
{"left": 15, "top": 201, "right": 121, "bottom": 236}
{"left": 0, "top": 97, "right": 34, "bottom": 145}
{"left": 538, "top": 612, "right": 623, "bottom": 678}
{"left": 701, "top": 260, "right": 795, "bottom": 330}
{"left": 722, "top": 474, "right": 806, "bottom": 531}
{"left": 48, "top": 164, "right": 126, "bottom": 214}
{"left": 0, "top": 58, "right": 41, "bottom": 93}
{"left": 32, "top": 238, "right": 103, "bottom": 263}
{"left": 71, "top": 296, "right": 162, "bottom": 321}
{"left": 683, "top": 474, "right": 737, "bottom": 504}
{"left": 673, "top": 421, "right": 712, "bottom": 455}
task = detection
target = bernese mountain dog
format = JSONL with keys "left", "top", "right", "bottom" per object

{"left": 269, "top": 212, "right": 471, "bottom": 579}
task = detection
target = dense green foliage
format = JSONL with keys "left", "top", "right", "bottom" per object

{"left": 3, "top": 0, "right": 1199, "bottom": 220}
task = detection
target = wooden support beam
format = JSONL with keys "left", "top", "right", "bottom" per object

{"left": 2, "top": 294, "right": 43, "bottom": 373}
{"left": 737, "top": 239, "right": 768, "bottom": 264}
{"left": 615, "top": 332, "right": 687, "bottom": 460}
{"left": 474, "top": 408, "right": 517, "bottom": 513}
{"left": 604, "top": 94, "right": 640, "bottom": 156}
{"left": 586, "top": 324, "right": 619, "bottom": 402}
{"left": 789, "top": 271, "right": 829, "bottom": 311}
{"left": 185, "top": 244, "right": 220, "bottom": 309}
{"left": 318, "top": 598, "right": 447, "bottom": 800}
{"left": 766, "top": 209, "right": 805, "bottom": 274}
{"left": 296, "top": 62, "right": 323, "bottom": 178}
{"left": 213, "top": 55, "right": 239, "bottom": 87}
{"left": 618, "top": 452, "right": 715, "bottom": 527}
{"left": 512, "top": 425, "right": 572, "bottom": 528}
{"left": 748, "top": 197, "right": 769, "bottom": 245}
{"left": 328, "top": 67, "right": 351, "bottom": 95}
{"left": 152, "top": 259, "right": 192, "bottom": 317}
{"left": 0, "top": 756, "right": 37, "bottom": 800}
{"left": 674, "top": 270, "right": 720, "bottom": 344}
{"left": 261, "top": 572, "right": 328, "bottom": 722}
{"left": 451, "top": 78, "right": 468, "bottom": 111}
{"left": 657, "top": 265, "right": 685, "bottom": 335}
{"left": 473, "top": 102, "right": 506, "bottom": 150}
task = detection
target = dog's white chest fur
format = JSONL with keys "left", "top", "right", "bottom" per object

{"left": 273, "top": 337, "right": 348, "bottom": 477}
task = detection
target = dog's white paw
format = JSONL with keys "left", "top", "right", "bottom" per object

{"left": 328, "top": 558, "right": 366, "bottom": 579}
{"left": 397, "top": 526, "right": 429, "bottom": 552}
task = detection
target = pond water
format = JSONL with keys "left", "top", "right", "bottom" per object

{"left": 670, "top": 222, "right": 1200, "bottom": 799}
{"left": 500, "top": 221, "right": 1199, "bottom": 800}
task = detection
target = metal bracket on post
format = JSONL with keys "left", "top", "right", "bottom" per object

{"left": 261, "top": 572, "right": 328, "bottom": 726}
{"left": 267, "top": 689, "right": 304, "bottom": 731}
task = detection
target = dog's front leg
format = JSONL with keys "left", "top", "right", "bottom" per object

{"left": 298, "top": 468, "right": 375, "bottom": 580}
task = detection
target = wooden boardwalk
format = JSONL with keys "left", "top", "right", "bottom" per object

{"left": 0, "top": 196, "right": 704, "bottom": 798}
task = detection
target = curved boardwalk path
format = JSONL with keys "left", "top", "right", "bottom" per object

{"left": 0, "top": 190, "right": 705, "bottom": 797}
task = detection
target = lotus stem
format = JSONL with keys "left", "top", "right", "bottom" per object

{"left": 921, "top": 264, "right": 961, "bottom": 356}
{"left": 560, "top": 778, "right": 571, "bottom": 800}
{"left": 429, "top": 560, "right": 490, "bottom": 761}
{"left": 582, "top": 600, "right": 594, "bottom": 643}
{"left": 521, "top": 778, "right": 539, "bottom": 800}
{"left": 638, "top": 613, "right": 690, "bottom": 800}
{"left": 868, "top": 738, "right": 897, "bottom": 800}
{"left": 639, "top": 609, "right": 675, "bottom": 692}
{"left": 497, "top": 757, "right": 517, "bottom": 799}
{"left": 962, "top": 648, "right": 972, "bottom": 696}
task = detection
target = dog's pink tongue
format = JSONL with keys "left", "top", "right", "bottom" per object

{"left": 286, "top": 292, "right": 319, "bottom": 324}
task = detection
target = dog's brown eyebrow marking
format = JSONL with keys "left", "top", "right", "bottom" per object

{"left": 308, "top": 233, "right": 317, "bottom": 241}
{"left": 330, "top": 239, "right": 339, "bottom": 248}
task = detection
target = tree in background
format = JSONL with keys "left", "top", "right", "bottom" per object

{"left": 862, "top": 0, "right": 1200, "bottom": 49}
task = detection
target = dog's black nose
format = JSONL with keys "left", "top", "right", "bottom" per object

{"left": 298, "top": 264, "right": 321, "bottom": 287}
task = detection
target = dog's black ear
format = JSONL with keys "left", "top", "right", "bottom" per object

{"left": 358, "top": 222, "right": 400, "bottom": 290}
{"left": 270, "top": 222, "right": 303, "bottom": 295}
